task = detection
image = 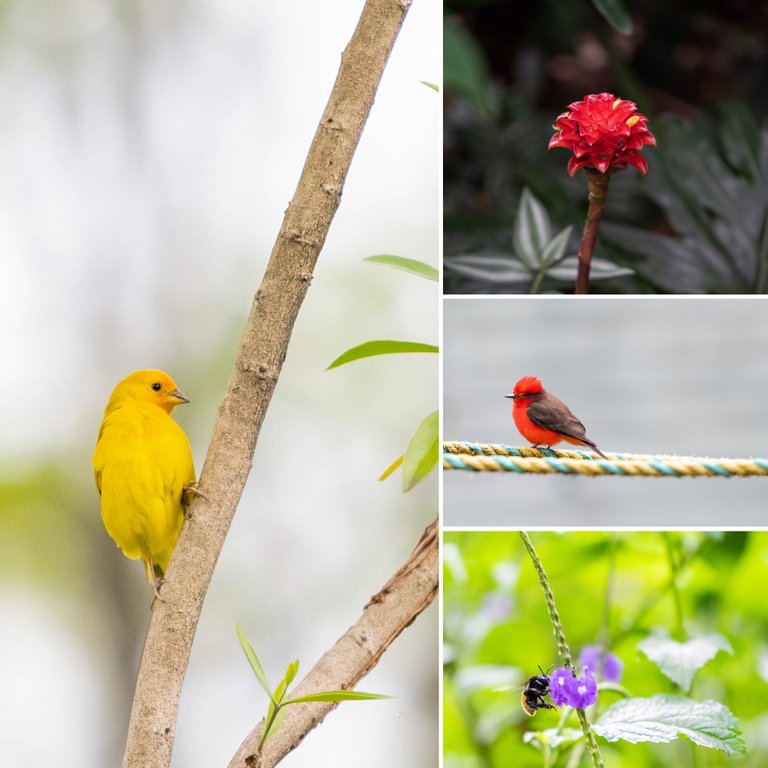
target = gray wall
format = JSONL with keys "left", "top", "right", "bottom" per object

{"left": 444, "top": 297, "right": 768, "bottom": 526}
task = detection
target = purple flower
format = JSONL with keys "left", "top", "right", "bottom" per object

{"left": 579, "top": 646, "right": 601, "bottom": 672}
{"left": 569, "top": 668, "right": 598, "bottom": 709}
{"left": 549, "top": 667, "right": 573, "bottom": 707}
{"left": 602, "top": 653, "right": 624, "bottom": 682}
{"left": 579, "top": 645, "right": 624, "bottom": 683}
{"left": 548, "top": 666, "right": 599, "bottom": 709}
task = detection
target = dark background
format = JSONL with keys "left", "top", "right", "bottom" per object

{"left": 444, "top": 0, "right": 768, "bottom": 293}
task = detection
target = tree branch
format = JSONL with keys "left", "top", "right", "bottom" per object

{"left": 121, "top": 2, "right": 413, "bottom": 767}
{"left": 227, "top": 517, "right": 438, "bottom": 768}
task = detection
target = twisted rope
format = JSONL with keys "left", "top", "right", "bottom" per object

{"left": 443, "top": 441, "right": 768, "bottom": 478}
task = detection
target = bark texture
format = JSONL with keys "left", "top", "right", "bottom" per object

{"left": 227, "top": 518, "right": 438, "bottom": 768}
{"left": 121, "top": 2, "right": 413, "bottom": 767}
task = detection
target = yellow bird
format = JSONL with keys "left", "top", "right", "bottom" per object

{"left": 93, "top": 370, "right": 195, "bottom": 597}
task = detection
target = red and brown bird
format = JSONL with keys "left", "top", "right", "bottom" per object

{"left": 505, "top": 376, "right": 608, "bottom": 459}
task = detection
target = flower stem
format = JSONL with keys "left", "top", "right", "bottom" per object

{"left": 519, "top": 532, "right": 573, "bottom": 668}
{"left": 575, "top": 170, "right": 612, "bottom": 295}
{"left": 519, "top": 532, "right": 605, "bottom": 768}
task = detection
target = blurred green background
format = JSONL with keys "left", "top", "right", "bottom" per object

{"left": 444, "top": 0, "right": 768, "bottom": 293}
{"left": 444, "top": 530, "right": 768, "bottom": 767}
{"left": 0, "top": 1, "right": 438, "bottom": 766}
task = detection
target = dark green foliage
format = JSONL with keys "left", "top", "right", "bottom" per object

{"left": 444, "top": 1, "right": 768, "bottom": 294}
{"left": 601, "top": 107, "right": 768, "bottom": 293}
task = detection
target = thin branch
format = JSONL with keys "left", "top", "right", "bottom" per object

{"left": 120, "top": 2, "right": 412, "bottom": 767}
{"left": 228, "top": 517, "right": 438, "bottom": 768}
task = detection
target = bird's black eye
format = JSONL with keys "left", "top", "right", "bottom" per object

{"left": 151, "top": 382, "right": 162, "bottom": 392}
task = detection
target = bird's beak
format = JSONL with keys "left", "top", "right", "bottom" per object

{"left": 505, "top": 393, "right": 516, "bottom": 399}
{"left": 169, "top": 389, "right": 190, "bottom": 405}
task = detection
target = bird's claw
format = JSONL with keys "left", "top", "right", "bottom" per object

{"left": 183, "top": 481, "right": 208, "bottom": 501}
{"left": 149, "top": 568, "right": 165, "bottom": 606}
{"left": 182, "top": 482, "right": 208, "bottom": 518}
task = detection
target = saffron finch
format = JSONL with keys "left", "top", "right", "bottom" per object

{"left": 93, "top": 370, "right": 195, "bottom": 597}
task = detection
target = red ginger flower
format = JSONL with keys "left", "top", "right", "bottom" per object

{"left": 548, "top": 92, "right": 656, "bottom": 177}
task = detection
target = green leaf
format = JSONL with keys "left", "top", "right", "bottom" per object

{"left": 719, "top": 102, "right": 761, "bottom": 182}
{"left": 262, "top": 699, "right": 277, "bottom": 744}
{"left": 379, "top": 453, "right": 404, "bottom": 482}
{"left": 523, "top": 727, "right": 584, "bottom": 750}
{"left": 601, "top": 222, "right": 714, "bottom": 292}
{"left": 637, "top": 631, "right": 733, "bottom": 692}
{"left": 285, "top": 690, "right": 392, "bottom": 704}
{"left": 539, "top": 226, "right": 573, "bottom": 268}
{"left": 235, "top": 624, "right": 273, "bottom": 700}
{"left": 420, "top": 80, "right": 439, "bottom": 92}
{"left": 544, "top": 256, "right": 634, "bottom": 281}
{"left": 402, "top": 410, "right": 439, "bottom": 492}
{"left": 444, "top": 254, "right": 531, "bottom": 284}
{"left": 364, "top": 254, "right": 438, "bottom": 281}
{"left": 513, "top": 188, "right": 552, "bottom": 267}
{"left": 648, "top": 124, "right": 753, "bottom": 287}
{"left": 443, "top": 19, "right": 494, "bottom": 116}
{"left": 590, "top": 0, "right": 633, "bottom": 34}
{"left": 327, "top": 340, "right": 438, "bottom": 370}
{"left": 273, "top": 675, "right": 290, "bottom": 705}
{"left": 261, "top": 700, "right": 288, "bottom": 746}
{"left": 272, "top": 705, "right": 287, "bottom": 732}
{"left": 593, "top": 695, "right": 747, "bottom": 756}
{"left": 283, "top": 659, "right": 300, "bottom": 689}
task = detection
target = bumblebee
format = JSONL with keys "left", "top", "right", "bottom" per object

{"left": 521, "top": 666, "right": 556, "bottom": 716}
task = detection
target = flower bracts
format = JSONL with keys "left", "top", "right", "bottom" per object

{"left": 548, "top": 92, "right": 656, "bottom": 177}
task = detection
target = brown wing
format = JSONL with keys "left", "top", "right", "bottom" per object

{"left": 526, "top": 395, "right": 588, "bottom": 441}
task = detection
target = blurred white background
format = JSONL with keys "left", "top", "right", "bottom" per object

{"left": 0, "top": 1, "right": 438, "bottom": 766}
{"left": 444, "top": 297, "right": 768, "bottom": 527}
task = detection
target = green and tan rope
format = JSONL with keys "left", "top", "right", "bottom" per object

{"left": 443, "top": 441, "right": 768, "bottom": 478}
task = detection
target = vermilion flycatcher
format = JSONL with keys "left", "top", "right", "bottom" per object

{"left": 505, "top": 376, "right": 608, "bottom": 459}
